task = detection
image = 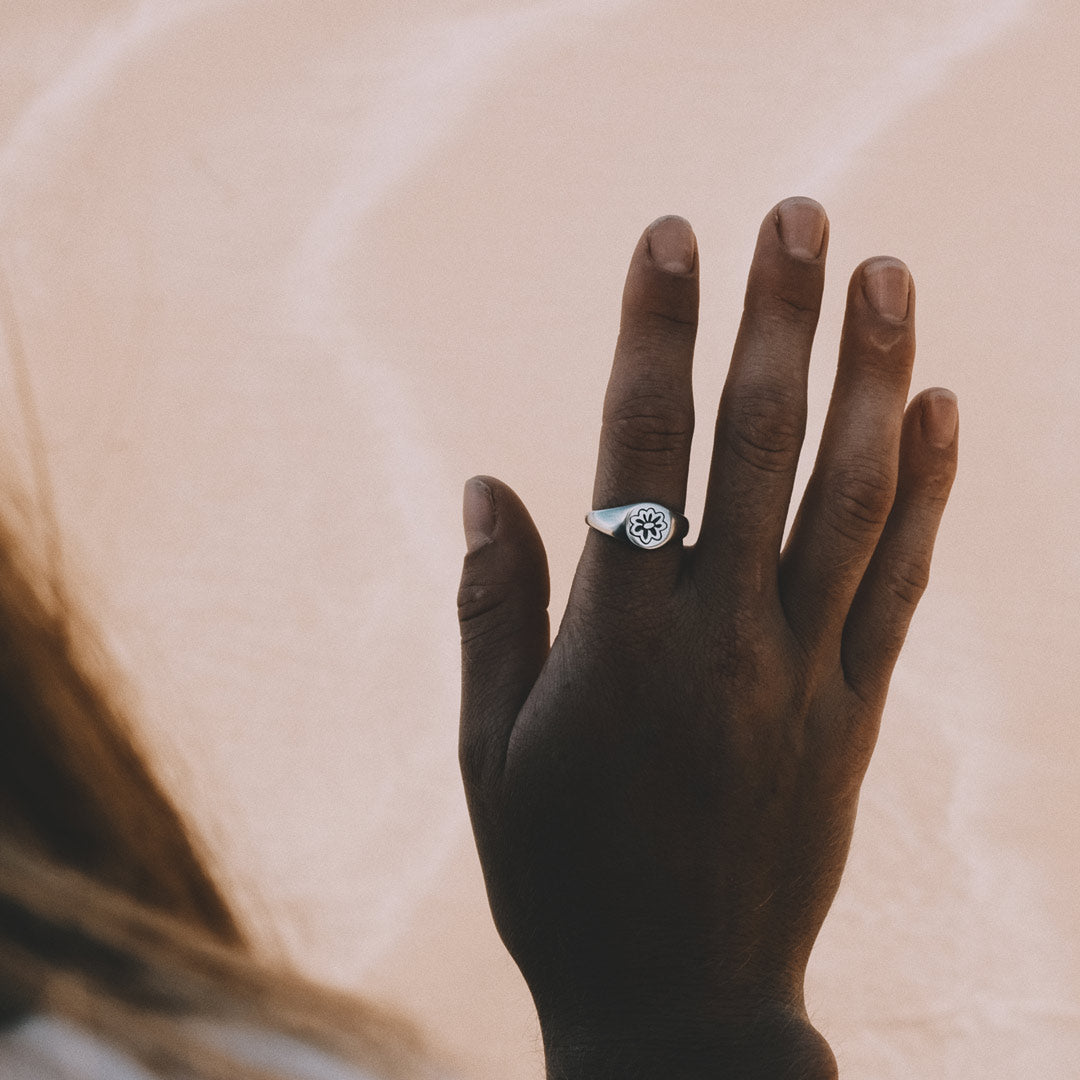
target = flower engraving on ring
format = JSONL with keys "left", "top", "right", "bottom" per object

{"left": 626, "top": 505, "right": 671, "bottom": 548}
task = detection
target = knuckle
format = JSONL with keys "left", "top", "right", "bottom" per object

{"left": 724, "top": 384, "right": 804, "bottom": 474}
{"left": 824, "top": 462, "right": 895, "bottom": 538}
{"left": 616, "top": 311, "right": 698, "bottom": 374}
{"left": 917, "top": 484, "right": 952, "bottom": 517}
{"left": 457, "top": 729, "right": 493, "bottom": 792}
{"left": 836, "top": 707, "right": 883, "bottom": 769}
{"left": 766, "top": 291, "right": 821, "bottom": 327}
{"left": 695, "top": 596, "right": 771, "bottom": 690}
{"left": 747, "top": 285, "right": 822, "bottom": 330}
{"left": 851, "top": 310, "right": 913, "bottom": 362}
{"left": 456, "top": 581, "right": 509, "bottom": 648}
{"left": 635, "top": 305, "right": 699, "bottom": 339}
{"left": 603, "top": 393, "right": 694, "bottom": 461}
{"left": 882, "top": 557, "right": 931, "bottom": 608}
{"left": 917, "top": 463, "right": 956, "bottom": 504}
{"left": 715, "top": 637, "right": 798, "bottom": 742}
{"left": 457, "top": 732, "right": 482, "bottom": 786}
{"left": 862, "top": 323, "right": 911, "bottom": 358}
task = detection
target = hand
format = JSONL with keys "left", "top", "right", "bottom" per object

{"left": 456, "top": 199, "right": 958, "bottom": 1079}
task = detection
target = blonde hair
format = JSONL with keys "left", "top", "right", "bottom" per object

{"left": 0, "top": 503, "right": 439, "bottom": 1079}
{"left": 0, "top": 842, "right": 435, "bottom": 1079}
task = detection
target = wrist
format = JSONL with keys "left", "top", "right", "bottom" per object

{"left": 540, "top": 1010, "right": 837, "bottom": 1080}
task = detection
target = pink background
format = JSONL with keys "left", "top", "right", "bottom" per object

{"left": 1, "top": 2, "right": 1077, "bottom": 1076}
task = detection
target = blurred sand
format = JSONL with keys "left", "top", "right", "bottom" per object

{"left": 1, "top": 2, "right": 1078, "bottom": 1076}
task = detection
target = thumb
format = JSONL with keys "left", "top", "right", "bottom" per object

{"left": 457, "top": 476, "right": 550, "bottom": 791}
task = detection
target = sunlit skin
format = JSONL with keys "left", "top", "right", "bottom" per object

{"left": 457, "top": 198, "right": 958, "bottom": 1080}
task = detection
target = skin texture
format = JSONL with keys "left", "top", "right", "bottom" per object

{"left": 457, "top": 198, "right": 958, "bottom": 1079}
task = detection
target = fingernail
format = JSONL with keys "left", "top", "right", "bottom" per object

{"left": 463, "top": 478, "right": 495, "bottom": 553}
{"left": 922, "top": 390, "right": 958, "bottom": 449}
{"left": 777, "top": 198, "right": 826, "bottom": 260}
{"left": 864, "top": 259, "right": 911, "bottom": 320}
{"left": 648, "top": 216, "right": 696, "bottom": 275}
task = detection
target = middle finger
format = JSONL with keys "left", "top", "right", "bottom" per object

{"left": 694, "top": 197, "right": 829, "bottom": 601}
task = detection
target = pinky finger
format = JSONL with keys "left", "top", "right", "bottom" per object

{"left": 841, "top": 388, "right": 959, "bottom": 707}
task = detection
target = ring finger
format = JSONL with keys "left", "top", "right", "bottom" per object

{"left": 779, "top": 256, "right": 916, "bottom": 658}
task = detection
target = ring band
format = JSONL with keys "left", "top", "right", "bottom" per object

{"left": 585, "top": 502, "right": 689, "bottom": 550}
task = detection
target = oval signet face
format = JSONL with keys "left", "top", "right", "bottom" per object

{"left": 624, "top": 503, "right": 672, "bottom": 549}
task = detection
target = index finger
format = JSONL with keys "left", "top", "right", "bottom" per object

{"left": 587, "top": 216, "right": 699, "bottom": 573}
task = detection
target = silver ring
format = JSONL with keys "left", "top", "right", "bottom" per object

{"left": 585, "top": 502, "right": 688, "bottom": 550}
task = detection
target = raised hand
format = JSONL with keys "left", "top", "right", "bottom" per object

{"left": 457, "top": 199, "right": 958, "bottom": 1080}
